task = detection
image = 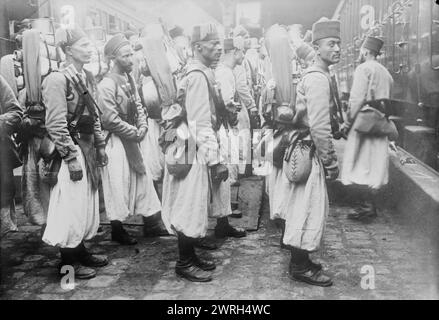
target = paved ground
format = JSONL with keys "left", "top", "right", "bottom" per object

{"left": 1, "top": 184, "right": 438, "bottom": 300}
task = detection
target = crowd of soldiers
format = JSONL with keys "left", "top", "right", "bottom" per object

{"left": 0, "top": 15, "right": 396, "bottom": 288}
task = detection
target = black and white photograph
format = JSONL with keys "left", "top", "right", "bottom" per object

{"left": 0, "top": 0, "right": 439, "bottom": 304}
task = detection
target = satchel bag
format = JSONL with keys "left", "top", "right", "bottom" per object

{"left": 352, "top": 104, "right": 398, "bottom": 141}
{"left": 164, "top": 122, "right": 195, "bottom": 179}
{"left": 283, "top": 139, "right": 314, "bottom": 184}
{"left": 39, "top": 153, "right": 61, "bottom": 187}
{"left": 351, "top": 86, "right": 399, "bottom": 141}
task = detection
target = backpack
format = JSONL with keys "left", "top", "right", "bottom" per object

{"left": 161, "top": 65, "right": 218, "bottom": 179}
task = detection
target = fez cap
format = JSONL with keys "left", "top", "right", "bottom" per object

{"left": 296, "top": 42, "right": 314, "bottom": 60}
{"left": 104, "top": 33, "right": 131, "bottom": 58}
{"left": 169, "top": 25, "right": 184, "bottom": 39}
{"left": 223, "top": 36, "right": 245, "bottom": 51}
{"left": 312, "top": 17, "right": 341, "bottom": 43}
{"left": 55, "top": 27, "right": 87, "bottom": 52}
{"left": 362, "top": 36, "right": 384, "bottom": 54}
{"left": 191, "top": 24, "right": 220, "bottom": 44}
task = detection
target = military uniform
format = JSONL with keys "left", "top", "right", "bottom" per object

{"left": 41, "top": 66, "right": 104, "bottom": 248}
{"left": 215, "top": 62, "right": 240, "bottom": 183}
{"left": 341, "top": 60, "right": 393, "bottom": 190}
{"left": 233, "top": 63, "right": 254, "bottom": 174}
{"left": 283, "top": 65, "right": 338, "bottom": 251}
{"left": 283, "top": 18, "right": 341, "bottom": 287}
{"left": 0, "top": 75, "right": 23, "bottom": 237}
{"left": 98, "top": 73, "right": 161, "bottom": 223}
{"left": 162, "top": 59, "right": 231, "bottom": 238}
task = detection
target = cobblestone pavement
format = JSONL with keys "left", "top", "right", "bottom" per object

{"left": 1, "top": 190, "right": 438, "bottom": 300}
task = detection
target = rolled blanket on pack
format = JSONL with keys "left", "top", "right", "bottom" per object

{"left": 141, "top": 27, "right": 177, "bottom": 107}
{"left": 0, "top": 55, "right": 18, "bottom": 98}
{"left": 265, "top": 25, "right": 294, "bottom": 107}
{"left": 23, "top": 29, "right": 42, "bottom": 103}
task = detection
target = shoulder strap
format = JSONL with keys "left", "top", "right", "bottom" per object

{"left": 184, "top": 67, "right": 220, "bottom": 129}
{"left": 303, "top": 68, "right": 341, "bottom": 134}
{"left": 105, "top": 72, "right": 138, "bottom": 125}
{"left": 106, "top": 72, "right": 136, "bottom": 100}
{"left": 186, "top": 68, "right": 213, "bottom": 94}
{"left": 55, "top": 70, "right": 86, "bottom": 129}
{"left": 303, "top": 69, "right": 334, "bottom": 96}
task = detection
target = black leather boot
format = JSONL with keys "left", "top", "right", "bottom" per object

{"left": 111, "top": 220, "right": 137, "bottom": 245}
{"left": 143, "top": 213, "right": 170, "bottom": 238}
{"left": 288, "top": 248, "right": 332, "bottom": 287}
{"left": 348, "top": 188, "right": 378, "bottom": 221}
{"left": 59, "top": 248, "right": 96, "bottom": 280}
{"left": 194, "top": 237, "right": 219, "bottom": 250}
{"left": 76, "top": 242, "right": 108, "bottom": 268}
{"left": 214, "top": 217, "right": 246, "bottom": 239}
{"left": 192, "top": 249, "right": 216, "bottom": 271}
{"left": 348, "top": 200, "right": 377, "bottom": 221}
{"left": 175, "top": 233, "right": 212, "bottom": 282}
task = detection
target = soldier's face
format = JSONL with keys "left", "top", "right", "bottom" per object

{"left": 68, "top": 37, "right": 93, "bottom": 64}
{"left": 316, "top": 37, "right": 341, "bottom": 65}
{"left": 197, "top": 39, "right": 223, "bottom": 66}
{"left": 359, "top": 48, "right": 368, "bottom": 63}
{"left": 114, "top": 45, "right": 134, "bottom": 73}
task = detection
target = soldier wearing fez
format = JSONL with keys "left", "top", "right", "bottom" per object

{"left": 98, "top": 34, "right": 166, "bottom": 246}
{"left": 41, "top": 27, "right": 109, "bottom": 279}
{"left": 283, "top": 18, "right": 341, "bottom": 287}
{"left": 161, "top": 24, "right": 245, "bottom": 283}
{"left": 341, "top": 36, "right": 394, "bottom": 221}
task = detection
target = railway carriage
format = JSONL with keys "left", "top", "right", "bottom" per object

{"left": 333, "top": 0, "right": 439, "bottom": 170}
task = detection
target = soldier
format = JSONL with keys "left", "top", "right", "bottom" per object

{"left": 232, "top": 26, "right": 258, "bottom": 176}
{"left": 0, "top": 75, "right": 23, "bottom": 237}
{"left": 341, "top": 36, "right": 394, "bottom": 221}
{"left": 215, "top": 37, "right": 245, "bottom": 185}
{"left": 162, "top": 24, "right": 245, "bottom": 282}
{"left": 283, "top": 18, "right": 341, "bottom": 287}
{"left": 41, "top": 27, "right": 109, "bottom": 279}
{"left": 98, "top": 34, "right": 165, "bottom": 246}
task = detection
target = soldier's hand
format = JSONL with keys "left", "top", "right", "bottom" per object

{"left": 67, "top": 158, "right": 83, "bottom": 182}
{"left": 136, "top": 126, "right": 148, "bottom": 142}
{"left": 340, "top": 122, "right": 350, "bottom": 137}
{"left": 210, "top": 163, "right": 229, "bottom": 184}
{"left": 96, "top": 147, "right": 108, "bottom": 167}
{"left": 389, "top": 141, "right": 398, "bottom": 153}
{"left": 234, "top": 102, "right": 242, "bottom": 112}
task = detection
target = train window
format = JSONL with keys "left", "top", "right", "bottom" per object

{"left": 432, "top": 1, "right": 439, "bottom": 69}
{"left": 392, "top": 1, "right": 412, "bottom": 74}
